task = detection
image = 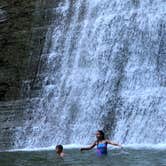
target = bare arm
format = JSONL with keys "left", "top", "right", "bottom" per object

{"left": 106, "top": 139, "right": 122, "bottom": 147}
{"left": 80, "top": 142, "right": 96, "bottom": 151}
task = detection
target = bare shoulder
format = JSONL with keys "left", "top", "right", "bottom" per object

{"left": 105, "top": 139, "right": 113, "bottom": 144}
{"left": 91, "top": 141, "right": 97, "bottom": 147}
{"left": 60, "top": 152, "right": 65, "bottom": 157}
{"left": 105, "top": 139, "right": 110, "bottom": 142}
{"left": 94, "top": 140, "right": 98, "bottom": 145}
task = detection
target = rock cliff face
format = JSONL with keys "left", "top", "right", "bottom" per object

{"left": 1, "top": 0, "right": 166, "bottom": 150}
{"left": 0, "top": 0, "right": 56, "bottom": 150}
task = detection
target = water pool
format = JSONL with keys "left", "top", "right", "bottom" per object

{"left": 0, "top": 148, "right": 165, "bottom": 166}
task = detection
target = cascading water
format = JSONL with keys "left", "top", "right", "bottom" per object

{"left": 15, "top": 0, "right": 166, "bottom": 149}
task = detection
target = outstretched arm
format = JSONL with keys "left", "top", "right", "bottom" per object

{"left": 80, "top": 142, "right": 96, "bottom": 151}
{"left": 106, "top": 140, "right": 122, "bottom": 147}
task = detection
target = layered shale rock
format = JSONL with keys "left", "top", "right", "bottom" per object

{"left": 0, "top": 0, "right": 57, "bottom": 150}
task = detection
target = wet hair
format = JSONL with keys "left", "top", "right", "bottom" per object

{"left": 56, "top": 144, "right": 63, "bottom": 150}
{"left": 97, "top": 130, "right": 105, "bottom": 139}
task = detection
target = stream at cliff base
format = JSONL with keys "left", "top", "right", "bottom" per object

{"left": 0, "top": 148, "right": 166, "bottom": 166}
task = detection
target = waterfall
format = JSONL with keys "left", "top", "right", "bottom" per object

{"left": 15, "top": 0, "right": 166, "bottom": 149}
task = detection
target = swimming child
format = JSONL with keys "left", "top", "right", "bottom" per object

{"left": 80, "top": 130, "right": 122, "bottom": 156}
{"left": 55, "top": 144, "right": 65, "bottom": 157}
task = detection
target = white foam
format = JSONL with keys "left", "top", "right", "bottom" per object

{"left": 2, "top": 143, "right": 166, "bottom": 153}
{"left": 2, "top": 144, "right": 83, "bottom": 152}
{"left": 122, "top": 143, "right": 166, "bottom": 150}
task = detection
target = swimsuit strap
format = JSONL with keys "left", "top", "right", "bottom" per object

{"left": 96, "top": 141, "right": 107, "bottom": 146}
{"left": 96, "top": 141, "right": 107, "bottom": 156}
{"left": 97, "top": 142, "right": 107, "bottom": 148}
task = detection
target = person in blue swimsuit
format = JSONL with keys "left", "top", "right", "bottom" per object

{"left": 80, "top": 130, "right": 121, "bottom": 156}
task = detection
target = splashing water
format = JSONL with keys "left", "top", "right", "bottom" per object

{"left": 15, "top": 0, "right": 166, "bottom": 149}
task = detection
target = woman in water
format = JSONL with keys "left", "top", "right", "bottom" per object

{"left": 80, "top": 130, "right": 121, "bottom": 156}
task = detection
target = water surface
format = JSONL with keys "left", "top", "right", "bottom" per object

{"left": 0, "top": 148, "right": 166, "bottom": 166}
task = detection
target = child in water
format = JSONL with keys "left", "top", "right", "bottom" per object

{"left": 80, "top": 130, "right": 122, "bottom": 156}
{"left": 56, "top": 145, "right": 65, "bottom": 157}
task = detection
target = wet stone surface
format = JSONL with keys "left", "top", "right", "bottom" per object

{"left": 0, "top": 0, "right": 58, "bottom": 150}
